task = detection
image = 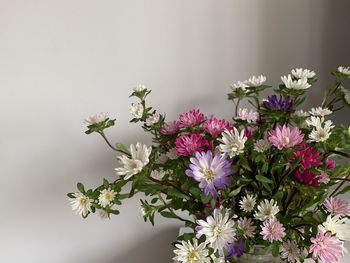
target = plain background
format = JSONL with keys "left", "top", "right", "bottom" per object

{"left": 1, "top": 1, "right": 350, "bottom": 262}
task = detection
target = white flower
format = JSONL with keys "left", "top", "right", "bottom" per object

{"left": 341, "top": 87, "right": 350, "bottom": 104}
{"left": 239, "top": 194, "right": 257, "bottom": 213}
{"left": 306, "top": 116, "right": 324, "bottom": 128}
{"left": 166, "top": 148, "right": 178, "bottom": 160}
{"left": 235, "top": 108, "right": 259, "bottom": 123}
{"left": 139, "top": 206, "right": 147, "bottom": 217}
{"left": 245, "top": 75, "right": 266, "bottom": 87}
{"left": 145, "top": 113, "right": 160, "bottom": 126}
{"left": 294, "top": 110, "right": 309, "bottom": 118}
{"left": 318, "top": 171, "right": 330, "bottom": 184}
{"left": 309, "top": 120, "right": 334, "bottom": 143}
{"left": 115, "top": 142, "right": 152, "bottom": 180}
{"left": 133, "top": 84, "right": 147, "bottom": 92}
{"left": 98, "top": 188, "right": 116, "bottom": 208}
{"left": 85, "top": 112, "right": 108, "bottom": 125}
{"left": 150, "top": 169, "right": 167, "bottom": 180}
{"left": 98, "top": 209, "right": 110, "bottom": 220}
{"left": 254, "top": 139, "right": 271, "bottom": 153}
{"left": 211, "top": 255, "right": 228, "bottom": 263}
{"left": 173, "top": 239, "right": 210, "bottom": 263}
{"left": 196, "top": 208, "right": 236, "bottom": 255}
{"left": 291, "top": 68, "right": 316, "bottom": 79}
{"left": 130, "top": 103, "right": 144, "bottom": 119}
{"left": 255, "top": 199, "right": 280, "bottom": 221}
{"left": 281, "top": 240, "right": 301, "bottom": 263}
{"left": 218, "top": 128, "right": 247, "bottom": 158}
{"left": 309, "top": 107, "right": 332, "bottom": 117}
{"left": 237, "top": 217, "right": 256, "bottom": 238}
{"left": 231, "top": 81, "right": 249, "bottom": 92}
{"left": 69, "top": 192, "right": 93, "bottom": 217}
{"left": 319, "top": 215, "right": 350, "bottom": 241}
{"left": 338, "top": 66, "right": 350, "bottom": 76}
{"left": 281, "top": 75, "right": 311, "bottom": 90}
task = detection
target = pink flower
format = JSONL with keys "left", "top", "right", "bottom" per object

{"left": 202, "top": 117, "right": 233, "bottom": 138}
{"left": 179, "top": 109, "right": 204, "bottom": 128}
{"left": 324, "top": 197, "right": 350, "bottom": 216}
{"left": 244, "top": 127, "right": 258, "bottom": 138}
{"left": 309, "top": 232, "right": 344, "bottom": 263}
{"left": 294, "top": 169, "right": 320, "bottom": 186}
{"left": 325, "top": 159, "right": 336, "bottom": 170}
{"left": 235, "top": 108, "right": 259, "bottom": 123}
{"left": 268, "top": 124, "right": 304, "bottom": 150}
{"left": 160, "top": 121, "right": 180, "bottom": 135}
{"left": 291, "top": 145, "right": 322, "bottom": 170}
{"left": 174, "top": 133, "right": 209, "bottom": 156}
{"left": 260, "top": 217, "right": 286, "bottom": 242}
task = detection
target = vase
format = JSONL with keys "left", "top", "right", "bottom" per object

{"left": 238, "top": 246, "right": 283, "bottom": 263}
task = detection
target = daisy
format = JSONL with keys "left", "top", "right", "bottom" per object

{"left": 130, "top": 103, "right": 144, "bottom": 119}
{"left": 69, "top": 192, "right": 93, "bottom": 217}
{"left": 160, "top": 120, "right": 180, "bottom": 135}
{"left": 254, "top": 139, "right": 271, "bottom": 153}
{"left": 309, "top": 232, "right": 344, "bottom": 263}
{"left": 239, "top": 194, "right": 257, "bottom": 213}
{"left": 308, "top": 120, "right": 334, "bottom": 143}
{"left": 268, "top": 125, "right": 304, "bottom": 150}
{"left": 150, "top": 169, "right": 167, "bottom": 180}
{"left": 338, "top": 66, "right": 350, "bottom": 76}
{"left": 145, "top": 113, "right": 160, "bottom": 126}
{"left": 98, "top": 188, "right": 116, "bottom": 208}
{"left": 255, "top": 199, "right": 280, "bottom": 221}
{"left": 202, "top": 117, "right": 233, "bottom": 138}
{"left": 179, "top": 109, "right": 205, "bottom": 128}
{"left": 306, "top": 116, "right": 324, "bottom": 127}
{"left": 291, "top": 68, "right": 316, "bottom": 79}
{"left": 245, "top": 75, "right": 266, "bottom": 87}
{"left": 324, "top": 197, "right": 350, "bottom": 216}
{"left": 98, "top": 209, "right": 110, "bottom": 220}
{"left": 85, "top": 112, "right": 108, "bottom": 125}
{"left": 133, "top": 84, "right": 147, "bottom": 92}
{"left": 175, "top": 133, "right": 209, "bottom": 157}
{"left": 281, "top": 240, "right": 301, "bottom": 263}
{"left": 235, "top": 108, "right": 259, "bottom": 123}
{"left": 237, "top": 217, "right": 256, "bottom": 238}
{"left": 173, "top": 239, "right": 210, "bottom": 263}
{"left": 218, "top": 128, "right": 247, "bottom": 158}
{"left": 231, "top": 81, "right": 249, "bottom": 92}
{"left": 319, "top": 215, "right": 350, "bottom": 241}
{"left": 309, "top": 106, "right": 332, "bottom": 117}
{"left": 281, "top": 75, "right": 311, "bottom": 90}
{"left": 260, "top": 217, "right": 286, "bottom": 242}
{"left": 293, "top": 110, "right": 309, "bottom": 118}
{"left": 196, "top": 208, "right": 236, "bottom": 255}
{"left": 115, "top": 142, "right": 152, "bottom": 180}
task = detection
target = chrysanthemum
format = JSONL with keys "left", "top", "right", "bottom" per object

{"left": 175, "top": 133, "right": 209, "bottom": 157}
{"left": 133, "top": 84, "right": 147, "bottom": 92}
{"left": 281, "top": 75, "right": 311, "bottom": 90}
{"left": 85, "top": 112, "right": 108, "bottom": 125}
{"left": 294, "top": 169, "right": 320, "bottom": 186}
{"left": 318, "top": 171, "right": 330, "bottom": 184}
{"left": 203, "top": 117, "right": 233, "bottom": 138}
{"left": 255, "top": 199, "right": 280, "bottom": 221}
{"left": 324, "top": 197, "right": 350, "bottom": 216}
{"left": 253, "top": 139, "right": 271, "bottom": 153}
{"left": 196, "top": 208, "right": 236, "bottom": 255}
{"left": 145, "top": 113, "right": 160, "bottom": 126}
{"left": 130, "top": 103, "right": 144, "bottom": 119}
{"left": 319, "top": 215, "right": 350, "bottom": 241}
{"left": 115, "top": 142, "right": 152, "bottom": 180}
{"left": 291, "top": 68, "right": 316, "bottom": 79}
{"left": 268, "top": 125, "right": 304, "bottom": 150}
{"left": 290, "top": 145, "right": 322, "bottom": 170}
{"left": 309, "top": 106, "right": 332, "bottom": 117}
{"left": 281, "top": 240, "right": 301, "bottom": 263}
{"left": 308, "top": 120, "right": 334, "bottom": 142}
{"left": 231, "top": 81, "right": 249, "bottom": 92}
{"left": 186, "top": 151, "right": 233, "bottom": 198}
{"left": 235, "top": 108, "right": 259, "bottom": 123}
{"left": 98, "top": 188, "right": 116, "bottom": 208}
{"left": 260, "top": 217, "right": 286, "bottom": 242}
{"left": 179, "top": 109, "right": 205, "bottom": 128}
{"left": 262, "top": 95, "right": 293, "bottom": 112}
{"left": 69, "top": 192, "right": 93, "bottom": 217}
{"left": 160, "top": 120, "right": 180, "bottom": 135}
{"left": 309, "top": 232, "right": 344, "bottom": 263}
{"left": 173, "top": 239, "right": 210, "bottom": 263}
{"left": 218, "top": 128, "right": 247, "bottom": 158}
{"left": 245, "top": 75, "right": 266, "bottom": 87}
{"left": 239, "top": 194, "right": 257, "bottom": 213}
{"left": 237, "top": 217, "right": 256, "bottom": 238}
{"left": 338, "top": 66, "right": 350, "bottom": 76}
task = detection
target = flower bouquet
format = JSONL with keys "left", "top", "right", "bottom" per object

{"left": 68, "top": 67, "right": 350, "bottom": 263}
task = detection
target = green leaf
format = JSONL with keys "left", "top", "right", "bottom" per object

{"left": 272, "top": 242, "right": 279, "bottom": 257}
{"left": 256, "top": 175, "right": 273, "bottom": 184}
{"left": 77, "top": 182, "right": 85, "bottom": 193}
{"left": 103, "top": 178, "right": 109, "bottom": 188}
{"left": 160, "top": 211, "right": 176, "bottom": 219}
{"left": 115, "top": 143, "right": 130, "bottom": 154}
{"left": 189, "top": 187, "right": 202, "bottom": 199}
{"left": 67, "top": 193, "right": 75, "bottom": 198}
{"left": 229, "top": 187, "right": 242, "bottom": 197}
{"left": 335, "top": 184, "right": 350, "bottom": 196}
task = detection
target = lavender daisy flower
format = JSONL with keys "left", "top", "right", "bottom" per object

{"left": 186, "top": 151, "right": 233, "bottom": 198}
{"left": 226, "top": 240, "right": 245, "bottom": 258}
{"left": 263, "top": 95, "right": 293, "bottom": 112}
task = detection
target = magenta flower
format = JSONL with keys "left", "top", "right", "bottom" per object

{"left": 310, "top": 232, "right": 344, "bottom": 263}
{"left": 160, "top": 121, "right": 180, "bottom": 135}
{"left": 202, "top": 117, "right": 233, "bottom": 138}
{"left": 244, "top": 127, "right": 258, "bottom": 138}
{"left": 294, "top": 169, "right": 320, "bottom": 186}
{"left": 179, "top": 109, "right": 205, "bottom": 128}
{"left": 325, "top": 159, "right": 336, "bottom": 170}
{"left": 260, "top": 217, "right": 286, "bottom": 242}
{"left": 291, "top": 145, "right": 322, "bottom": 170}
{"left": 268, "top": 124, "right": 304, "bottom": 150}
{"left": 175, "top": 133, "right": 209, "bottom": 156}
{"left": 324, "top": 197, "right": 350, "bottom": 216}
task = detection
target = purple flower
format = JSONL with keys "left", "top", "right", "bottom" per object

{"left": 185, "top": 151, "right": 233, "bottom": 198}
{"left": 263, "top": 95, "right": 293, "bottom": 112}
{"left": 226, "top": 240, "right": 245, "bottom": 258}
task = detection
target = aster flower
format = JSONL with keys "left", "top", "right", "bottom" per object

{"left": 226, "top": 240, "right": 245, "bottom": 258}
{"left": 253, "top": 139, "right": 271, "bottom": 153}
{"left": 166, "top": 148, "right": 178, "bottom": 160}
{"left": 293, "top": 110, "right": 309, "bottom": 118}
{"left": 235, "top": 108, "right": 259, "bottom": 123}
{"left": 115, "top": 142, "right": 152, "bottom": 180}
{"left": 239, "top": 194, "right": 257, "bottom": 213}
{"left": 306, "top": 116, "right": 324, "bottom": 128}
{"left": 308, "top": 120, "right": 334, "bottom": 143}
{"left": 196, "top": 208, "right": 236, "bottom": 255}
{"left": 281, "top": 240, "right": 301, "bottom": 263}
{"left": 294, "top": 169, "right": 320, "bottom": 186}
{"left": 175, "top": 133, "right": 209, "bottom": 157}
{"left": 291, "top": 145, "right": 322, "bottom": 170}
{"left": 186, "top": 151, "right": 232, "bottom": 198}
{"left": 218, "top": 128, "right": 247, "bottom": 158}
{"left": 244, "top": 127, "right": 258, "bottom": 138}
{"left": 245, "top": 75, "right": 266, "bottom": 87}
{"left": 211, "top": 255, "right": 228, "bottom": 263}
{"left": 338, "top": 66, "right": 350, "bottom": 76}
{"left": 97, "top": 209, "right": 110, "bottom": 220}
{"left": 237, "top": 217, "right": 256, "bottom": 238}
{"left": 203, "top": 117, "right": 233, "bottom": 138}
{"left": 69, "top": 192, "right": 93, "bottom": 217}
{"left": 291, "top": 68, "right": 316, "bottom": 79}
{"left": 130, "top": 103, "right": 144, "bottom": 119}
{"left": 173, "top": 239, "right": 210, "bottom": 263}
{"left": 324, "top": 197, "right": 350, "bottom": 216}
{"left": 309, "top": 106, "right": 332, "bottom": 117}
{"left": 160, "top": 120, "right": 180, "bottom": 135}
{"left": 325, "top": 159, "right": 336, "bottom": 170}
{"left": 309, "top": 232, "right": 344, "bottom": 263}
{"left": 98, "top": 188, "right": 116, "bottom": 208}
{"left": 268, "top": 125, "right": 304, "bottom": 150}
{"left": 150, "top": 169, "right": 167, "bottom": 180}
{"left": 281, "top": 75, "right": 311, "bottom": 90}
{"left": 341, "top": 87, "right": 350, "bottom": 104}
{"left": 318, "top": 171, "right": 330, "bottom": 184}
{"left": 145, "top": 113, "right": 160, "bottom": 126}
{"left": 319, "top": 215, "right": 350, "bottom": 241}
{"left": 133, "top": 84, "right": 147, "bottom": 92}
{"left": 231, "top": 81, "right": 249, "bottom": 92}
{"left": 155, "top": 152, "right": 168, "bottom": 164}
{"left": 85, "top": 112, "right": 109, "bottom": 125}
{"left": 255, "top": 199, "right": 280, "bottom": 221}
{"left": 179, "top": 109, "right": 205, "bottom": 128}
{"left": 260, "top": 217, "right": 286, "bottom": 242}
{"left": 262, "top": 95, "right": 293, "bottom": 112}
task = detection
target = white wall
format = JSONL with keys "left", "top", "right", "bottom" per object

{"left": 1, "top": 1, "right": 349, "bottom": 262}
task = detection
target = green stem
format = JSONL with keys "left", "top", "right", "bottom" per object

{"left": 158, "top": 194, "right": 194, "bottom": 225}
{"left": 100, "top": 131, "right": 130, "bottom": 156}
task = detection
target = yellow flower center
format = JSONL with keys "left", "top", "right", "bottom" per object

{"left": 204, "top": 169, "right": 214, "bottom": 180}
{"left": 104, "top": 192, "right": 112, "bottom": 201}
{"left": 79, "top": 198, "right": 88, "bottom": 206}
{"left": 187, "top": 250, "right": 200, "bottom": 262}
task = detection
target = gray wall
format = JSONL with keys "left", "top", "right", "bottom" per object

{"left": 0, "top": 1, "right": 349, "bottom": 262}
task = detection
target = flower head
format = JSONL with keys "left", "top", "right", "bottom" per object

{"left": 268, "top": 125, "right": 304, "bottom": 150}
{"left": 175, "top": 133, "right": 209, "bottom": 157}
{"left": 98, "top": 209, "right": 109, "bottom": 219}
{"left": 324, "top": 197, "right": 350, "bottom": 216}
{"left": 294, "top": 110, "right": 309, "bottom": 118}
{"left": 203, "top": 117, "right": 233, "bottom": 138}
{"left": 179, "top": 109, "right": 205, "bottom": 128}
{"left": 255, "top": 199, "right": 280, "bottom": 221}
{"left": 281, "top": 74, "right": 311, "bottom": 90}
{"left": 133, "top": 84, "right": 147, "bottom": 92}
{"left": 281, "top": 240, "right": 301, "bottom": 263}
{"left": 239, "top": 194, "right": 257, "bottom": 213}
{"left": 260, "top": 217, "right": 286, "bottom": 242}
{"left": 309, "top": 232, "right": 344, "bottom": 263}
{"left": 173, "top": 239, "right": 210, "bottom": 263}
{"left": 319, "top": 215, "right": 350, "bottom": 241}
{"left": 98, "top": 188, "right": 116, "bottom": 208}
{"left": 309, "top": 106, "right": 332, "bottom": 117}
{"left": 150, "top": 169, "right": 167, "bottom": 180}
{"left": 338, "top": 66, "right": 350, "bottom": 76}
{"left": 253, "top": 139, "right": 271, "bottom": 153}
{"left": 218, "top": 128, "right": 247, "bottom": 158}
{"left": 186, "top": 151, "right": 233, "bottom": 198}
{"left": 294, "top": 169, "right": 320, "bottom": 186}
{"left": 69, "top": 192, "right": 93, "bottom": 217}
{"left": 291, "top": 145, "right": 322, "bottom": 170}
{"left": 130, "top": 103, "right": 144, "bottom": 119}
{"left": 245, "top": 75, "right": 266, "bottom": 87}
{"left": 226, "top": 240, "right": 245, "bottom": 258}
{"left": 235, "top": 108, "right": 259, "bottom": 123}
{"left": 231, "top": 81, "right": 249, "bottom": 92}
{"left": 291, "top": 68, "right": 316, "bottom": 79}
{"left": 85, "top": 112, "right": 108, "bottom": 125}
{"left": 263, "top": 95, "right": 293, "bottom": 112}
{"left": 237, "top": 217, "right": 256, "bottom": 238}
{"left": 308, "top": 119, "right": 334, "bottom": 143}
{"left": 145, "top": 113, "right": 160, "bottom": 126}
{"left": 160, "top": 121, "right": 180, "bottom": 135}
